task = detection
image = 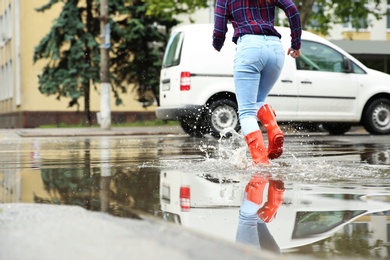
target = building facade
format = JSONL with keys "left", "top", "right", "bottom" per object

{"left": 0, "top": 0, "right": 156, "bottom": 128}
{"left": 328, "top": 0, "right": 390, "bottom": 74}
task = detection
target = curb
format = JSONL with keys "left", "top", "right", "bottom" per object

{"left": 14, "top": 126, "right": 186, "bottom": 137}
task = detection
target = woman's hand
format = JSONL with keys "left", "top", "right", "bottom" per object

{"left": 287, "top": 48, "right": 300, "bottom": 58}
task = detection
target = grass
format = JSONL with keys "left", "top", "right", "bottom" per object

{"left": 38, "top": 119, "right": 179, "bottom": 128}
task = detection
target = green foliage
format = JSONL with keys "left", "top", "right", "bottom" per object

{"left": 144, "top": 0, "right": 209, "bottom": 16}
{"left": 291, "top": 0, "right": 385, "bottom": 35}
{"left": 34, "top": 0, "right": 206, "bottom": 121}
{"left": 33, "top": 147, "right": 162, "bottom": 217}
{"left": 290, "top": 226, "right": 385, "bottom": 259}
{"left": 109, "top": 0, "right": 176, "bottom": 107}
{"left": 37, "top": 167, "right": 101, "bottom": 208}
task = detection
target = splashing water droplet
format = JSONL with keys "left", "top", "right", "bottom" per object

{"left": 217, "top": 127, "right": 249, "bottom": 168}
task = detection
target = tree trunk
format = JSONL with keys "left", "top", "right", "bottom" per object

{"left": 84, "top": 0, "right": 93, "bottom": 126}
{"left": 84, "top": 82, "right": 91, "bottom": 126}
{"left": 292, "top": 0, "right": 315, "bottom": 30}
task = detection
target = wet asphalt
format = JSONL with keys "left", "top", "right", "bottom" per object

{"left": 0, "top": 126, "right": 279, "bottom": 260}
{"left": 1, "top": 125, "right": 389, "bottom": 260}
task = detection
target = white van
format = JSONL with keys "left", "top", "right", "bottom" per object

{"left": 156, "top": 24, "right": 390, "bottom": 138}
{"left": 160, "top": 169, "right": 244, "bottom": 241}
{"left": 159, "top": 169, "right": 390, "bottom": 251}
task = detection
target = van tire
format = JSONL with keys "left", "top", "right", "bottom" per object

{"left": 322, "top": 123, "right": 351, "bottom": 135}
{"left": 205, "top": 99, "right": 240, "bottom": 138}
{"left": 363, "top": 98, "right": 390, "bottom": 135}
{"left": 179, "top": 117, "right": 209, "bottom": 137}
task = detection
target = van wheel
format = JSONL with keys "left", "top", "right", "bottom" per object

{"left": 292, "top": 122, "right": 323, "bottom": 132}
{"left": 205, "top": 99, "right": 240, "bottom": 138}
{"left": 179, "top": 117, "right": 209, "bottom": 137}
{"left": 322, "top": 123, "right": 351, "bottom": 135}
{"left": 363, "top": 98, "right": 390, "bottom": 135}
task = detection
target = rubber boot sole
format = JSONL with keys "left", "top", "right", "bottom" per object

{"left": 268, "top": 134, "right": 284, "bottom": 160}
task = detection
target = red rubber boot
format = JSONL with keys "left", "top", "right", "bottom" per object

{"left": 257, "top": 180, "right": 285, "bottom": 223}
{"left": 244, "top": 130, "right": 269, "bottom": 165}
{"left": 257, "top": 104, "right": 284, "bottom": 159}
{"left": 245, "top": 175, "right": 268, "bottom": 205}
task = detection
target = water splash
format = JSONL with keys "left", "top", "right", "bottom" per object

{"left": 217, "top": 127, "right": 250, "bottom": 169}
{"left": 219, "top": 127, "right": 243, "bottom": 140}
{"left": 160, "top": 127, "right": 389, "bottom": 186}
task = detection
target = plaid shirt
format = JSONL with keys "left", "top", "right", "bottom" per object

{"left": 213, "top": 0, "right": 302, "bottom": 51}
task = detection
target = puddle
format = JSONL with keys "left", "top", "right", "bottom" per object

{"left": 1, "top": 133, "right": 390, "bottom": 259}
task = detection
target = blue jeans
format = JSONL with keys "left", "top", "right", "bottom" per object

{"left": 233, "top": 35, "right": 285, "bottom": 136}
{"left": 236, "top": 196, "right": 281, "bottom": 254}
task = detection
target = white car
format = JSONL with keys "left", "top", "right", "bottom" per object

{"left": 159, "top": 169, "right": 244, "bottom": 241}
{"left": 156, "top": 24, "right": 390, "bottom": 138}
{"left": 159, "top": 169, "right": 390, "bottom": 251}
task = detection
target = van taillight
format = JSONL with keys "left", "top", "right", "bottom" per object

{"left": 180, "top": 71, "right": 191, "bottom": 91}
{"left": 180, "top": 186, "right": 190, "bottom": 212}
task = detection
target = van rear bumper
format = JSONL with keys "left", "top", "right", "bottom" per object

{"left": 155, "top": 106, "right": 204, "bottom": 120}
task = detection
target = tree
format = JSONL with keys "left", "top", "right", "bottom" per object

{"left": 34, "top": 0, "right": 100, "bottom": 125}
{"left": 118, "top": 0, "right": 208, "bottom": 107}
{"left": 290, "top": 0, "right": 385, "bottom": 36}
{"left": 109, "top": 0, "right": 175, "bottom": 108}
{"left": 33, "top": 0, "right": 208, "bottom": 125}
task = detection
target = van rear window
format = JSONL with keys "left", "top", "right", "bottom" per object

{"left": 162, "top": 31, "right": 184, "bottom": 68}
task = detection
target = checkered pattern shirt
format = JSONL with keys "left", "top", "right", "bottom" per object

{"left": 213, "top": 0, "right": 302, "bottom": 51}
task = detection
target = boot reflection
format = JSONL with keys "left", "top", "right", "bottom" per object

{"left": 258, "top": 179, "right": 285, "bottom": 223}
{"left": 236, "top": 173, "right": 284, "bottom": 254}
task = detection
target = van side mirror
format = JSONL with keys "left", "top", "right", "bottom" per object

{"left": 343, "top": 57, "right": 353, "bottom": 73}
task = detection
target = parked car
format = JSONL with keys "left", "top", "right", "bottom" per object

{"left": 159, "top": 169, "right": 243, "bottom": 241}
{"left": 156, "top": 24, "right": 390, "bottom": 138}
{"left": 159, "top": 169, "right": 390, "bottom": 251}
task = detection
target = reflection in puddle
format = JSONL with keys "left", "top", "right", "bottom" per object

{"left": 362, "top": 149, "right": 390, "bottom": 165}
{"left": 1, "top": 134, "right": 390, "bottom": 259}
{"left": 235, "top": 174, "right": 284, "bottom": 254}
{"left": 159, "top": 167, "right": 390, "bottom": 259}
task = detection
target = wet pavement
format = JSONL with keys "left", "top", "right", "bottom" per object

{"left": 1, "top": 125, "right": 390, "bottom": 259}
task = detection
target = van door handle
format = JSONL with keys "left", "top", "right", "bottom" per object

{"left": 281, "top": 79, "right": 293, "bottom": 83}
{"left": 301, "top": 81, "right": 312, "bottom": 84}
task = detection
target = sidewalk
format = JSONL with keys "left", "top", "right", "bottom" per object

{"left": 0, "top": 125, "right": 186, "bottom": 139}
{"left": 0, "top": 124, "right": 368, "bottom": 139}
{"left": 0, "top": 203, "right": 283, "bottom": 260}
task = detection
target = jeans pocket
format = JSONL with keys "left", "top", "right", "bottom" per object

{"left": 274, "top": 47, "right": 285, "bottom": 70}
{"left": 235, "top": 47, "right": 262, "bottom": 65}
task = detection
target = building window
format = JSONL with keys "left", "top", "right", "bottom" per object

{"left": 350, "top": 223, "right": 370, "bottom": 240}
{"left": 0, "top": 61, "right": 13, "bottom": 101}
{"left": 5, "top": 62, "right": 9, "bottom": 100}
{"left": 0, "top": 4, "right": 12, "bottom": 43}
{"left": 0, "top": 65, "right": 5, "bottom": 101}
{"left": 343, "top": 17, "right": 369, "bottom": 31}
{"left": 8, "top": 60, "right": 13, "bottom": 99}
{"left": 0, "top": 14, "right": 4, "bottom": 44}
{"left": 3, "top": 8, "right": 7, "bottom": 41}
{"left": 352, "top": 54, "right": 390, "bottom": 74}
{"left": 8, "top": 4, "right": 12, "bottom": 40}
